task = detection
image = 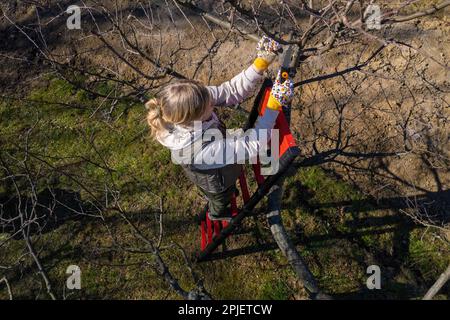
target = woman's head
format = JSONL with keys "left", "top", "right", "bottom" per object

{"left": 146, "top": 79, "right": 212, "bottom": 137}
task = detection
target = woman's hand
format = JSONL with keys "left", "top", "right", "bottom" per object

{"left": 266, "top": 71, "right": 295, "bottom": 111}
{"left": 253, "top": 36, "right": 281, "bottom": 73}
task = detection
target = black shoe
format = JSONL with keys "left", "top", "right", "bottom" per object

{"left": 207, "top": 211, "right": 233, "bottom": 222}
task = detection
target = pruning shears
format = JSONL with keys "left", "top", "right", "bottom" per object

{"left": 278, "top": 38, "right": 294, "bottom": 84}
{"left": 280, "top": 49, "right": 292, "bottom": 83}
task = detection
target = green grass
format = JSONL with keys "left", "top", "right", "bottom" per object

{"left": 259, "top": 278, "right": 292, "bottom": 300}
{"left": 282, "top": 166, "right": 449, "bottom": 299}
{"left": 409, "top": 231, "right": 450, "bottom": 282}
{"left": 0, "top": 76, "right": 448, "bottom": 300}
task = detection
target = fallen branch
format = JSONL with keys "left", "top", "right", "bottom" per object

{"left": 0, "top": 277, "right": 13, "bottom": 300}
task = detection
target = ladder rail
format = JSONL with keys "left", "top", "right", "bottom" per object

{"left": 196, "top": 147, "right": 299, "bottom": 262}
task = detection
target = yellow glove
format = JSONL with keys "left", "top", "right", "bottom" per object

{"left": 253, "top": 35, "right": 281, "bottom": 73}
{"left": 266, "top": 71, "right": 295, "bottom": 111}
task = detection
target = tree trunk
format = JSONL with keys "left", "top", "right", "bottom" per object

{"left": 423, "top": 264, "right": 450, "bottom": 300}
{"left": 266, "top": 184, "right": 330, "bottom": 299}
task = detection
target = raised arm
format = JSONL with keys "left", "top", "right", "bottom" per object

{"left": 206, "top": 65, "right": 263, "bottom": 107}
{"left": 207, "top": 36, "right": 281, "bottom": 107}
{"left": 194, "top": 72, "right": 295, "bottom": 169}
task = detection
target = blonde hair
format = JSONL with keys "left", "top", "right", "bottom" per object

{"left": 146, "top": 80, "right": 211, "bottom": 138}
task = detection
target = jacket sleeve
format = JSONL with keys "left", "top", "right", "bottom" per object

{"left": 192, "top": 109, "right": 279, "bottom": 170}
{"left": 207, "top": 65, "right": 263, "bottom": 107}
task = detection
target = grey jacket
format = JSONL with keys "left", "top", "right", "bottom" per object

{"left": 156, "top": 65, "right": 279, "bottom": 193}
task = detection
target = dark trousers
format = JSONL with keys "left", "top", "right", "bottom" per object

{"left": 202, "top": 185, "right": 236, "bottom": 217}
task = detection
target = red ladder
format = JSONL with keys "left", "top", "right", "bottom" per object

{"left": 197, "top": 79, "right": 299, "bottom": 258}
